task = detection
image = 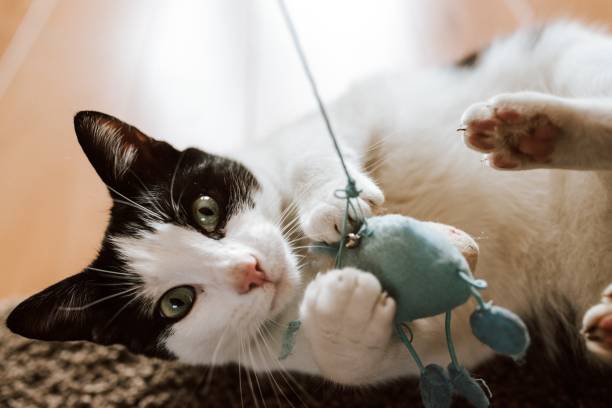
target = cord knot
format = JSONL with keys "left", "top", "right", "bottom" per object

{"left": 345, "top": 179, "right": 360, "bottom": 198}
{"left": 335, "top": 178, "right": 360, "bottom": 199}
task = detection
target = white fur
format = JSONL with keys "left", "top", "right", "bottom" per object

{"left": 115, "top": 21, "right": 612, "bottom": 384}
{"left": 299, "top": 268, "right": 396, "bottom": 384}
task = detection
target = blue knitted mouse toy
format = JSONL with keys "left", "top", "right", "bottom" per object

{"left": 312, "top": 214, "right": 531, "bottom": 408}
{"left": 280, "top": 212, "right": 530, "bottom": 408}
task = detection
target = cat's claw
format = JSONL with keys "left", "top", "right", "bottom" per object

{"left": 300, "top": 268, "right": 395, "bottom": 384}
{"left": 582, "top": 284, "right": 612, "bottom": 364}
{"left": 460, "top": 93, "right": 563, "bottom": 170}
{"left": 299, "top": 172, "right": 384, "bottom": 244}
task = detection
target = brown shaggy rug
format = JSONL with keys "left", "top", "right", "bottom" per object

{"left": 1, "top": 299, "right": 610, "bottom": 407}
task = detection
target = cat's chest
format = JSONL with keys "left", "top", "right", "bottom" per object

{"left": 547, "top": 171, "right": 612, "bottom": 280}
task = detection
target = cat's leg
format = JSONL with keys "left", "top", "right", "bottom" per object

{"left": 299, "top": 267, "right": 397, "bottom": 384}
{"left": 460, "top": 92, "right": 612, "bottom": 171}
{"left": 293, "top": 156, "right": 385, "bottom": 243}
{"left": 246, "top": 83, "right": 388, "bottom": 244}
{"left": 250, "top": 112, "right": 385, "bottom": 243}
{"left": 582, "top": 284, "right": 612, "bottom": 364}
{"left": 461, "top": 92, "right": 612, "bottom": 364}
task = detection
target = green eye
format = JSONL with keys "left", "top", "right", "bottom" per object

{"left": 159, "top": 286, "right": 196, "bottom": 320}
{"left": 192, "top": 195, "right": 220, "bottom": 232}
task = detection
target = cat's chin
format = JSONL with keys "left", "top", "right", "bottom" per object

{"left": 262, "top": 261, "right": 300, "bottom": 317}
{"left": 266, "top": 277, "right": 292, "bottom": 316}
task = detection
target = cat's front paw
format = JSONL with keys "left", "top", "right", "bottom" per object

{"left": 300, "top": 267, "right": 395, "bottom": 384}
{"left": 460, "top": 92, "right": 564, "bottom": 170}
{"left": 582, "top": 284, "right": 612, "bottom": 364}
{"left": 298, "top": 171, "right": 384, "bottom": 244}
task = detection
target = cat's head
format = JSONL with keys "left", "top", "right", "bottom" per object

{"left": 6, "top": 111, "right": 300, "bottom": 363}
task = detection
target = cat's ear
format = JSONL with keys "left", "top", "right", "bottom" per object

{"left": 73, "top": 111, "right": 179, "bottom": 187}
{"left": 6, "top": 271, "right": 102, "bottom": 342}
{"left": 7, "top": 268, "right": 168, "bottom": 357}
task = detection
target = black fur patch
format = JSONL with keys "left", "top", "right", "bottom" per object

{"left": 6, "top": 111, "right": 259, "bottom": 358}
{"left": 455, "top": 25, "right": 547, "bottom": 70}
{"left": 455, "top": 50, "right": 480, "bottom": 68}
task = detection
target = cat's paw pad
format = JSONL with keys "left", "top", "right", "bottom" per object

{"left": 460, "top": 94, "right": 561, "bottom": 169}
{"left": 299, "top": 174, "right": 384, "bottom": 244}
{"left": 301, "top": 267, "right": 395, "bottom": 350}
{"left": 582, "top": 284, "right": 612, "bottom": 364}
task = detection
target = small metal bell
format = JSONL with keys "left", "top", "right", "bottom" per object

{"left": 345, "top": 233, "right": 361, "bottom": 248}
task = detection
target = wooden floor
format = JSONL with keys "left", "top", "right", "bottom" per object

{"left": 1, "top": 0, "right": 612, "bottom": 299}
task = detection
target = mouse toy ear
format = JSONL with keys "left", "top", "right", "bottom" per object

{"left": 73, "top": 111, "right": 180, "bottom": 189}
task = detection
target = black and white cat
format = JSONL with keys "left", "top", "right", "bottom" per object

{"left": 7, "top": 22, "right": 612, "bottom": 385}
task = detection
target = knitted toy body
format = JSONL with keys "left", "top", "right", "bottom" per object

{"left": 335, "top": 215, "right": 473, "bottom": 323}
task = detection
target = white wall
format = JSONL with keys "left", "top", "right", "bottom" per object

{"left": 0, "top": 0, "right": 417, "bottom": 153}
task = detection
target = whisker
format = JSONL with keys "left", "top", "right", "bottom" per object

{"left": 238, "top": 334, "right": 245, "bottom": 408}
{"left": 247, "top": 338, "right": 267, "bottom": 408}
{"left": 276, "top": 206, "right": 291, "bottom": 227}
{"left": 102, "top": 291, "right": 144, "bottom": 329}
{"left": 112, "top": 199, "right": 163, "bottom": 220}
{"left": 59, "top": 287, "right": 140, "bottom": 311}
{"left": 169, "top": 151, "right": 186, "bottom": 220}
{"left": 85, "top": 267, "right": 141, "bottom": 282}
{"left": 264, "top": 319, "right": 287, "bottom": 328}
{"left": 106, "top": 185, "right": 164, "bottom": 221}
{"left": 127, "top": 169, "right": 168, "bottom": 219}
{"left": 281, "top": 222, "right": 303, "bottom": 240}
{"left": 280, "top": 204, "right": 299, "bottom": 221}
{"left": 285, "top": 235, "right": 306, "bottom": 245}
{"left": 92, "top": 282, "right": 139, "bottom": 288}
{"left": 279, "top": 202, "right": 300, "bottom": 223}
{"left": 366, "top": 155, "right": 390, "bottom": 175}
{"left": 258, "top": 325, "right": 311, "bottom": 407}
{"left": 254, "top": 328, "right": 294, "bottom": 408}
{"left": 198, "top": 324, "right": 231, "bottom": 396}
{"left": 289, "top": 244, "right": 327, "bottom": 251}
{"left": 110, "top": 196, "right": 163, "bottom": 222}
{"left": 364, "top": 136, "right": 387, "bottom": 154}
{"left": 175, "top": 186, "right": 191, "bottom": 224}
{"left": 144, "top": 193, "right": 167, "bottom": 221}
{"left": 277, "top": 201, "right": 299, "bottom": 227}
{"left": 240, "top": 335, "right": 260, "bottom": 408}
{"left": 90, "top": 262, "right": 196, "bottom": 284}
{"left": 280, "top": 216, "right": 301, "bottom": 236}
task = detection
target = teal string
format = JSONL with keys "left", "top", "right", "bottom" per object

{"left": 470, "top": 287, "right": 489, "bottom": 310}
{"left": 278, "top": 0, "right": 366, "bottom": 269}
{"left": 277, "top": 0, "right": 354, "bottom": 182}
{"left": 335, "top": 199, "right": 352, "bottom": 268}
{"left": 445, "top": 311, "right": 460, "bottom": 369}
{"left": 458, "top": 271, "right": 488, "bottom": 289}
{"left": 279, "top": 320, "right": 302, "bottom": 360}
{"left": 396, "top": 323, "right": 425, "bottom": 372}
{"left": 459, "top": 270, "right": 490, "bottom": 309}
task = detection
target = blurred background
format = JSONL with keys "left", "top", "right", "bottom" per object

{"left": 1, "top": 0, "right": 612, "bottom": 299}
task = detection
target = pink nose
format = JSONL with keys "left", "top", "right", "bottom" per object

{"left": 238, "top": 260, "right": 267, "bottom": 294}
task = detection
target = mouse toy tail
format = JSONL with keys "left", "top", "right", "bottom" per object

{"left": 448, "top": 364, "right": 491, "bottom": 408}
{"left": 420, "top": 364, "right": 453, "bottom": 408}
